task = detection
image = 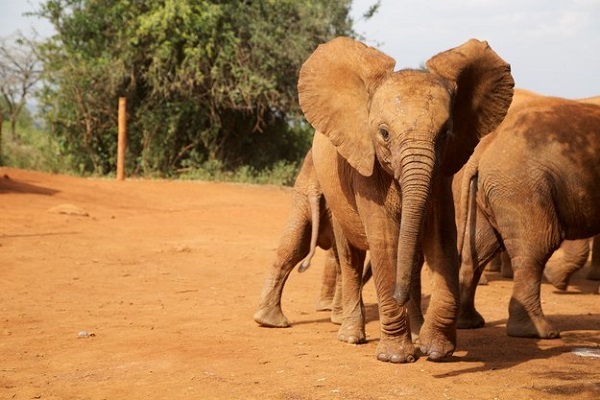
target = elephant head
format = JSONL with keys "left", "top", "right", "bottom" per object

{"left": 298, "top": 37, "right": 514, "bottom": 305}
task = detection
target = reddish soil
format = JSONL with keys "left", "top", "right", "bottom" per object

{"left": 0, "top": 167, "right": 599, "bottom": 400}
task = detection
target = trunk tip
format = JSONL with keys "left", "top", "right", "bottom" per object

{"left": 393, "top": 286, "right": 410, "bottom": 307}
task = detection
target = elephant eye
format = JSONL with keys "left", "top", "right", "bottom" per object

{"left": 379, "top": 127, "right": 390, "bottom": 142}
{"left": 438, "top": 120, "right": 452, "bottom": 142}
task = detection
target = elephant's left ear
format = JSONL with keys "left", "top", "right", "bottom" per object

{"left": 427, "top": 39, "right": 514, "bottom": 175}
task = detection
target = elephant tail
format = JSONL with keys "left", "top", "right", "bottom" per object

{"left": 298, "top": 191, "right": 322, "bottom": 272}
{"left": 456, "top": 159, "right": 479, "bottom": 261}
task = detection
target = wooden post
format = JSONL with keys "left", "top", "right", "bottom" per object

{"left": 117, "top": 97, "right": 127, "bottom": 181}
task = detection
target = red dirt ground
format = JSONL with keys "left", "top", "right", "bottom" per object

{"left": 1, "top": 167, "right": 599, "bottom": 400}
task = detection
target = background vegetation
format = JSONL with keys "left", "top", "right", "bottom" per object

{"left": 0, "top": 0, "right": 375, "bottom": 184}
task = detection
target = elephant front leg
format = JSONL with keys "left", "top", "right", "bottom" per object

{"left": 420, "top": 183, "right": 460, "bottom": 360}
{"left": 420, "top": 254, "right": 459, "bottom": 360}
{"left": 368, "top": 242, "right": 416, "bottom": 363}
{"left": 377, "top": 300, "right": 415, "bottom": 363}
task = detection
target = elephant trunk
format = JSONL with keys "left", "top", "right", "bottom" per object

{"left": 393, "top": 145, "right": 435, "bottom": 306}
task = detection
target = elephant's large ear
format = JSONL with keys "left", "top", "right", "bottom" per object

{"left": 427, "top": 39, "right": 514, "bottom": 175}
{"left": 298, "top": 37, "right": 396, "bottom": 176}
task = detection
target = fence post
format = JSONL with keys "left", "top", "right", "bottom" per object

{"left": 117, "top": 97, "right": 127, "bottom": 181}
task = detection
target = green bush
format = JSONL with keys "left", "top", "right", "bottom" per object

{"left": 0, "top": 121, "right": 72, "bottom": 173}
{"left": 179, "top": 158, "right": 300, "bottom": 186}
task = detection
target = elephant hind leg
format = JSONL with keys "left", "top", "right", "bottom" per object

{"left": 336, "top": 241, "right": 367, "bottom": 345}
{"left": 458, "top": 208, "right": 501, "bottom": 329}
{"left": 501, "top": 225, "right": 561, "bottom": 338}
{"left": 254, "top": 210, "right": 312, "bottom": 328}
{"left": 315, "top": 249, "right": 337, "bottom": 311}
{"left": 481, "top": 181, "right": 563, "bottom": 339}
{"left": 507, "top": 254, "right": 560, "bottom": 339}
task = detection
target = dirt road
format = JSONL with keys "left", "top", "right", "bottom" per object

{"left": 0, "top": 167, "right": 599, "bottom": 399}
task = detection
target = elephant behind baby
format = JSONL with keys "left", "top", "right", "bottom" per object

{"left": 254, "top": 149, "right": 339, "bottom": 328}
{"left": 455, "top": 89, "right": 600, "bottom": 338}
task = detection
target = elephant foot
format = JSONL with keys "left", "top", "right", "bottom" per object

{"left": 330, "top": 309, "right": 342, "bottom": 325}
{"left": 253, "top": 306, "right": 290, "bottom": 328}
{"left": 315, "top": 298, "right": 333, "bottom": 312}
{"left": 419, "top": 323, "right": 456, "bottom": 361}
{"left": 376, "top": 333, "right": 416, "bottom": 363}
{"left": 506, "top": 314, "right": 560, "bottom": 339}
{"left": 543, "top": 264, "right": 570, "bottom": 291}
{"left": 457, "top": 307, "right": 485, "bottom": 329}
{"left": 337, "top": 319, "right": 366, "bottom": 344}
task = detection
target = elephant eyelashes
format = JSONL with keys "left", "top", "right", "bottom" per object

{"left": 379, "top": 127, "right": 390, "bottom": 141}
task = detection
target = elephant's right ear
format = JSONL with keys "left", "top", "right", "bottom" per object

{"left": 298, "top": 37, "right": 395, "bottom": 177}
{"left": 426, "top": 39, "right": 514, "bottom": 175}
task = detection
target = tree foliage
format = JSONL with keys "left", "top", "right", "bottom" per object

{"left": 35, "top": 0, "right": 357, "bottom": 176}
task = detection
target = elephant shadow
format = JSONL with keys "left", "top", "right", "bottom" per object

{"left": 0, "top": 174, "right": 59, "bottom": 196}
{"left": 290, "top": 289, "right": 599, "bottom": 371}
{"left": 291, "top": 302, "right": 386, "bottom": 328}
{"left": 435, "top": 312, "right": 600, "bottom": 377}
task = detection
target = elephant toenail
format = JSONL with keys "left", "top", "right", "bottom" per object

{"left": 377, "top": 353, "right": 389, "bottom": 362}
{"left": 406, "top": 354, "right": 416, "bottom": 363}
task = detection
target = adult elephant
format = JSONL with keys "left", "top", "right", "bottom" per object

{"left": 456, "top": 89, "right": 600, "bottom": 338}
{"left": 577, "top": 95, "right": 600, "bottom": 282}
{"left": 476, "top": 92, "right": 600, "bottom": 285}
{"left": 297, "top": 37, "right": 513, "bottom": 363}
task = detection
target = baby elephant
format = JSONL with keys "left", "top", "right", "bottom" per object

{"left": 456, "top": 89, "right": 600, "bottom": 339}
